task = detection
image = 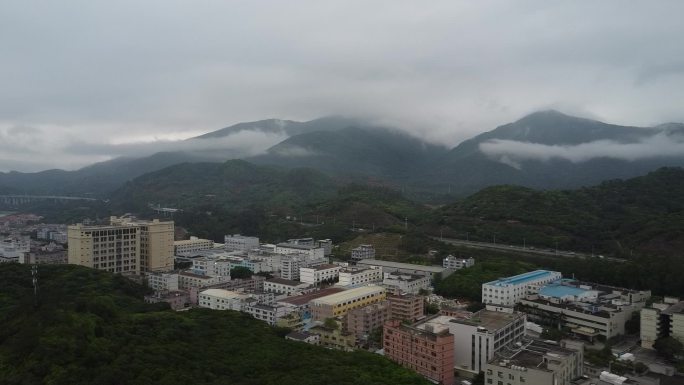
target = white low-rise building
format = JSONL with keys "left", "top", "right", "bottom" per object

{"left": 482, "top": 270, "right": 562, "bottom": 306}
{"left": 198, "top": 289, "right": 252, "bottom": 311}
{"left": 224, "top": 234, "right": 260, "bottom": 252}
{"left": 247, "top": 249, "right": 282, "bottom": 272}
{"left": 443, "top": 255, "right": 475, "bottom": 270}
{"left": 244, "top": 304, "right": 292, "bottom": 326}
{"left": 0, "top": 235, "right": 30, "bottom": 263}
{"left": 382, "top": 272, "right": 431, "bottom": 294}
{"left": 317, "top": 239, "right": 333, "bottom": 256}
{"left": 641, "top": 297, "right": 684, "bottom": 349}
{"left": 285, "top": 331, "right": 320, "bottom": 345}
{"left": 337, "top": 266, "right": 383, "bottom": 288}
{"left": 521, "top": 281, "right": 650, "bottom": 339}
{"left": 147, "top": 271, "right": 180, "bottom": 291}
{"left": 275, "top": 242, "right": 325, "bottom": 260}
{"left": 300, "top": 264, "right": 341, "bottom": 285}
{"left": 179, "top": 271, "right": 225, "bottom": 290}
{"left": 264, "top": 278, "right": 311, "bottom": 296}
{"left": 191, "top": 255, "right": 270, "bottom": 276}
{"left": 356, "top": 259, "right": 450, "bottom": 279}
{"left": 351, "top": 244, "right": 375, "bottom": 261}
{"left": 280, "top": 255, "right": 326, "bottom": 281}
{"left": 485, "top": 339, "right": 584, "bottom": 385}
{"left": 174, "top": 236, "right": 215, "bottom": 255}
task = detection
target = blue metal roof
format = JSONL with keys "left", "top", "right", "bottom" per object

{"left": 539, "top": 283, "right": 588, "bottom": 299}
{"left": 485, "top": 270, "right": 559, "bottom": 287}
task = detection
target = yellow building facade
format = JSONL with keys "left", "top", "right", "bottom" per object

{"left": 68, "top": 216, "right": 174, "bottom": 275}
{"left": 310, "top": 286, "right": 386, "bottom": 321}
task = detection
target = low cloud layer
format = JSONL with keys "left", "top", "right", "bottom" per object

{"left": 480, "top": 133, "right": 684, "bottom": 168}
{"left": 1, "top": 1, "right": 684, "bottom": 171}
{"left": 269, "top": 145, "right": 319, "bottom": 158}
{"left": 66, "top": 130, "right": 288, "bottom": 159}
{"left": 0, "top": 126, "right": 286, "bottom": 172}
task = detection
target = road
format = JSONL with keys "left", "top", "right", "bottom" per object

{"left": 432, "top": 236, "right": 626, "bottom": 263}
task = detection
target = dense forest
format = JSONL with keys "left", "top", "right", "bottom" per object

{"left": 433, "top": 167, "right": 684, "bottom": 258}
{"left": 0, "top": 264, "right": 430, "bottom": 385}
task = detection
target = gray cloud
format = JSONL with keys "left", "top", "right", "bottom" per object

{"left": 0, "top": 126, "right": 46, "bottom": 155}
{"left": 0, "top": 125, "right": 286, "bottom": 172}
{"left": 269, "top": 145, "right": 320, "bottom": 158}
{"left": 480, "top": 133, "right": 684, "bottom": 168}
{"left": 66, "top": 130, "right": 288, "bottom": 159}
{"left": 1, "top": 1, "right": 684, "bottom": 171}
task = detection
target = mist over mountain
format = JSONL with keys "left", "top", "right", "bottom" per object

{"left": 0, "top": 117, "right": 363, "bottom": 196}
{"left": 193, "top": 116, "right": 364, "bottom": 139}
{"left": 1, "top": 111, "right": 684, "bottom": 199}
{"left": 249, "top": 126, "right": 449, "bottom": 182}
{"left": 423, "top": 110, "right": 684, "bottom": 194}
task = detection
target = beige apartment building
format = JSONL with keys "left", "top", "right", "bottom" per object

{"left": 111, "top": 216, "right": 174, "bottom": 272}
{"left": 68, "top": 216, "right": 174, "bottom": 274}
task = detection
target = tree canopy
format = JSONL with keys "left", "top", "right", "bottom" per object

{"left": 0, "top": 264, "right": 430, "bottom": 385}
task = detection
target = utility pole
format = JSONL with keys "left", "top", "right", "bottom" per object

{"left": 31, "top": 265, "right": 39, "bottom": 307}
{"left": 404, "top": 217, "right": 408, "bottom": 230}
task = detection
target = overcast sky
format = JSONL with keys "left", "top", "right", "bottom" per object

{"left": 1, "top": 1, "right": 684, "bottom": 172}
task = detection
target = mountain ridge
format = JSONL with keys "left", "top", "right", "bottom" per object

{"left": 2, "top": 110, "right": 684, "bottom": 199}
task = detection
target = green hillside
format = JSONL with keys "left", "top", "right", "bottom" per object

{"left": 435, "top": 167, "right": 684, "bottom": 257}
{"left": 111, "top": 159, "right": 338, "bottom": 214}
{"left": 111, "top": 167, "right": 431, "bottom": 245}
{"left": 0, "top": 264, "right": 430, "bottom": 385}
